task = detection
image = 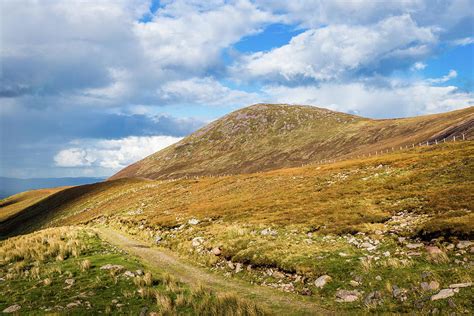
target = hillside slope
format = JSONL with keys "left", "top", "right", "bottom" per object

{"left": 110, "top": 104, "right": 474, "bottom": 180}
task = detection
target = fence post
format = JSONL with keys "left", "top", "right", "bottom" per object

{"left": 453, "top": 135, "right": 456, "bottom": 142}
{"left": 462, "top": 133, "right": 465, "bottom": 140}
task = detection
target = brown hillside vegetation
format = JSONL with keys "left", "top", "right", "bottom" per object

{"left": 110, "top": 104, "right": 474, "bottom": 180}
{"left": 2, "top": 142, "right": 472, "bottom": 239}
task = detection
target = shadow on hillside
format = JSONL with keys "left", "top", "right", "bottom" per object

{"left": 0, "top": 179, "right": 132, "bottom": 239}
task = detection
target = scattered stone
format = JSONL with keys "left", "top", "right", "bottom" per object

{"left": 66, "top": 301, "right": 81, "bottom": 308}
{"left": 280, "top": 283, "right": 295, "bottom": 292}
{"left": 335, "top": 290, "right": 361, "bottom": 302}
{"left": 211, "top": 247, "right": 221, "bottom": 256}
{"left": 338, "top": 252, "right": 349, "bottom": 257}
{"left": 364, "top": 291, "right": 382, "bottom": 306}
{"left": 449, "top": 282, "right": 472, "bottom": 288}
{"left": 139, "top": 306, "right": 148, "bottom": 316}
{"left": 65, "top": 279, "right": 75, "bottom": 286}
{"left": 300, "top": 288, "right": 312, "bottom": 296}
{"left": 398, "top": 237, "right": 406, "bottom": 243}
{"left": 0, "top": 277, "right": 5, "bottom": 282}
{"left": 135, "top": 269, "right": 143, "bottom": 276}
{"left": 426, "top": 246, "right": 443, "bottom": 255}
{"left": 470, "top": 246, "right": 474, "bottom": 254}
{"left": 154, "top": 236, "right": 162, "bottom": 243}
{"left": 188, "top": 218, "right": 200, "bottom": 225}
{"left": 406, "top": 243, "right": 424, "bottom": 249}
{"left": 350, "top": 280, "right": 360, "bottom": 287}
{"left": 123, "top": 271, "right": 135, "bottom": 278}
{"left": 421, "top": 271, "right": 432, "bottom": 279}
{"left": 421, "top": 281, "right": 440, "bottom": 291}
{"left": 375, "top": 230, "right": 383, "bottom": 235}
{"left": 227, "top": 261, "right": 235, "bottom": 270}
{"left": 235, "top": 263, "right": 242, "bottom": 273}
{"left": 431, "top": 288, "right": 457, "bottom": 301}
{"left": 2, "top": 305, "right": 21, "bottom": 313}
{"left": 360, "top": 242, "right": 374, "bottom": 249}
{"left": 112, "top": 299, "right": 118, "bottom": 304}
{"left": 375, "top": 275, "right": 382, "bottom": 281}
{"left": 392, "top": 285, "right": 408, "bottom": 301}
{"left": 100, "top": 264, "right": 124, "bottom": 271}
{"left": 314, "top": 275, "right": 332, "bottom": 288}
{"left": 383, "top": 251, "right": 390, "bottom": 257}
{"left": 191, "top": 237, "right": 204, "bottom": 247}
{"left": 272, "top": 271, "right": 285, "bottom": 279}
{"left": 456, "top": 241, "right": 472, "bottom": 249}
{"left": 260, "top": 228, "right": 278, "bottom": 236}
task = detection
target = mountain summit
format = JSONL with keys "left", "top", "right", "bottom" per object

{"left": 110, "top": 104, "right": 473, "bottom": 180}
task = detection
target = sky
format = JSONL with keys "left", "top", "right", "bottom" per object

{"left": 0, "top": 0, "right": 473, "bottom": 178}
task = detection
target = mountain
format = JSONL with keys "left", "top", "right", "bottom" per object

{"left": 0, "top": 177, "right": 104, "bottom": 199}
{"left": 110, "top": 104, "right": 474, "bottom": 180}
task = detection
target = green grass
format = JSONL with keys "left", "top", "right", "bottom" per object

{"left": 0, "top": 227, "right": 267, "bottom": 315}
{"left": 111, "top": 104, "right": 473, "bottom": 180}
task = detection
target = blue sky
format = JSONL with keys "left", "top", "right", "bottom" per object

{"left": 0, "top": 0, "right": 473, "bottom": 178}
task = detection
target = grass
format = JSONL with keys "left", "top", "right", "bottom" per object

{"left": 110, "top": 104, "right": 473, "bottom": 180}
{"left": 0, "top": 227, "right": 267, "bottom": 315}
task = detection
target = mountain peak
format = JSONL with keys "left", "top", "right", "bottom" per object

{"left": 109, "top": 105, "right": 473, "bottom": 180}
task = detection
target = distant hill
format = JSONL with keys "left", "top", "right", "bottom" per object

{"left": 110, "top": 104, "right": 474, "bottom": 180}
{"left": 0, "top": 177, "right": 104, "bottom": 199}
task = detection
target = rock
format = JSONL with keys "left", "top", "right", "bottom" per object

{"left": 154, "top": 236, "right": 162, "bottom": 243}
{"left": 360, "top": 242, "right": 373, "bottom": 249}
{"left": 66, "top": 301, "right": 81, "bottom": 308}
{"left": 2, "top": 305, "right": 21, "bottom": 313}
{"left": 260, "top": 228, "right": 277, "bottom": 236}
{"left": 100, "top": 264, "right": 124, "bottom": 271}
{"left": 123, "top": 271, "right": 135, "bottom": 278}
{"left": 135, "top": 269, "right": 143, "bottom": 276}
{"left": 191, "top": 237, "right": 204, "bottom": 247}
{"left": 272, "top": 271, "right": 285, "bottom": 279}
{"left": 280, "top": 283, "right": 295, "bottom": 292}
{"left": 375, "top": 230, "right": 383, "bottom": 235}
{"left": 246, "top": 264, "right": 252, "bottom": 271}
{"left": 375, "top": 275, "right": 382, "bottom": 281}
{"left": 188, "top": 218, "right": 200, "bottom": 225}
{"left": 398, "top": 237, "right": 406, "bottom": 243}
{"left": 350, "top": 280, "right": 360, "bottom": 287}
{"left": 300, "top": 287, "right": 312, "bottom": 296}
{"left": 383, "top": 251, "right": 390, "bottom": 257}
{"left": 406, "top": 243, "right": 424, "bottom": 249}
{"left": 446, "top": 244, "right": 455, "bottom": 250}
{"left": 227, "top": 261, "right": 235, "bottom": 270}
{"left": 364, "top": 291, "right": 382, "bottom": 306}
{"left": 335, "top": 290, "right": 361, "bottom": 302}
{"left": 211, "top": 247, "right": 221, "bottom": 256}
{"left": 338, "top": 252, "right": 349, "bottom": 257}
{"left": 421, "top": 281, "right": 440, "bottom": 291}
{"left": 139, "top": 306, "right": 148, "bottom": 316}
{"left": 470, "top": 246, "right": 474, "bottom": 254}
{"left": 449, "top": 282, "right": 472, "bottom": 288}
{"left": 112, "top": 299, "right": 118, "bottom": 304}
{"left": 235, "top": 263, "right": 242, "bottom": 273}
{"left": 65, "top": 279, "right": 75, "bottom": 286}
{"left": 392, "top": 285, "right": 408, "bottom": 301}
{"left": 431, "top": 288, "right": 457, "bottom": 301}
{"left": 426, "top": 246, "right": 443, "bottom": 255}
{"left": 456, "top": 241, "right": 472, "bottom": 249}
{"left": 314, "top": 275, "right": 332, "bottom": 288}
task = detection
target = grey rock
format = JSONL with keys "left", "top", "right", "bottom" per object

{"left": 449, "top": 282, "right": 472, "bottom": 288}
{"left": 211, "top": 247, "right": 221, "bottom": 256}
{"left": 431, "top": 288, "right": 457, "bottom": 300}
{"left": 191, "top": 237, "right": 204, "bottom": 247}
{"left": 364, "top": 291, "right": 382, "bottom": 306}
{"left": 135, "top": 269, "right": 143, "bottom": 276}
{"left": 2, "top": 305, "right": 21, "bottom": 313}
{"left": 154, "top": 236, "right": 162, "bottom": 243}
{"left": 261, "top": 228, "right": 278, "bottom": 236}
{"left": 65, "top": 279, "right": 75, "bottom": 286}
{"left": 406, "top": 243, "right": 424, "bottom": 249}
{"left": 421, "top": 281, "right": 440, "bottom": 291}
{"left": 314, "top": 275, "right": 332, "bottom": 288}
{"left": 123, "top": 271, "right": 135, "bottom": 278}
{"left": 335, "top": 289, "right": 361, "bottom": 302}
{"left": 188, "top": 218, "right": 200, "bottom": 225}
{"left": 100, "top": 264, "right": 124, "bottom": 271}
{"left": 349, "top": 280, "right": 360, "bottom": 287}
{"left": 235, "top": 263, "right": 242, "bottom": 273}
{"left": 456, "top": 241, "right": 472, "bottom": 249}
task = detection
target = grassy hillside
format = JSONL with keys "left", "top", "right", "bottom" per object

{"left": 110, "top": 104, "right": 474, "bottom": 180}
{"left": 1, "top": 142, "right": 472, "bottom": 313}
{"left": 0, "top": 227, "right": 265, "bottom": 314}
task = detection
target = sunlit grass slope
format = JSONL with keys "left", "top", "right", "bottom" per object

{"left": 110, "top": 104, "right": 474, "bottom": 180}
{"left": 2, "top": 142, "right": 472, "bottom": 240}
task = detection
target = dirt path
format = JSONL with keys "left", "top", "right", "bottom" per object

{"left": 96, "top": 227, "right": 332, "bottom": 315}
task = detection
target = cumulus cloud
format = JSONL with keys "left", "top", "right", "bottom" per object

{"left": 54, "top": 136, "right": 182, "bottom": 170}
{"left": 235, "top": 15, "right": 437, "bottom": 81}
{"left": 158, "top": 77, "right": 262, "bottom": 106}
{"left": 264, "top": 78, "right": 474, "bottom": 118}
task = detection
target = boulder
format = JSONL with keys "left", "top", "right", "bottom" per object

{"left": 2, "top": 305, "right": 21, "bottom": 313}
{"left": 335, "top": 290, "right": 361, "bottom": 302}
{"left": 431, "top": 288, "right": 457, "bottom": 301}
{"left": 314, "top": 275, "right": 332, "bottom": 288}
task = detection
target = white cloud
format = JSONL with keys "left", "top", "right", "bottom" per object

{"left": 264, "top": 79, "right": 474, "bottom": 118}
{"left": 158, "top": 77, "right": 262, "bottom": 107}
{"left": 450, "top": 37, "right": 474, "bottom": 46}
{"left": 54, "top": 136, "right": 182, "bottom": 170}
{"left": 411, "top": 62, "right": 427, "bottom": 71}
{"left": 133, "top": 0, "right": 276, "bottom": 72}
{"left": 427, "top": 70, "right": 458, "bottom": 84}
{"left": 235, "top": 15, "right": 437, "bottom": 81}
